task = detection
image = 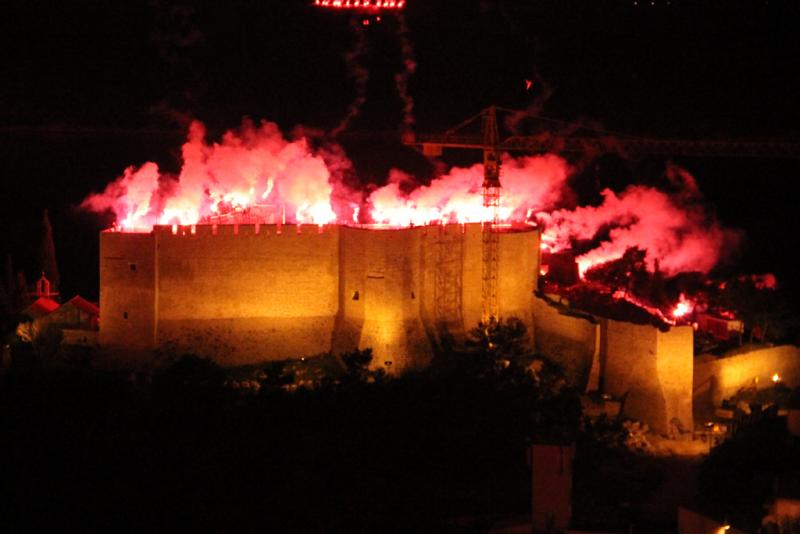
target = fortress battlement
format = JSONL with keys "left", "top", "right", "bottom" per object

{"left": 106, "top": 221, "right": 538, "bottom": 239}
{"left": 98, "top": 220, "right": 702, "bottom": 435}
{"left": 151, "top": 223, "right": 337, "bottom": 237}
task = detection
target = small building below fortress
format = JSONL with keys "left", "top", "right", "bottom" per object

{"left": 99, "top": 222, "right": 700, "bottom": 435}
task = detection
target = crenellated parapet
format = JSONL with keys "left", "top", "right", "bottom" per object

{"left": 152, "top": 223, "right": 338, "bottom": 237}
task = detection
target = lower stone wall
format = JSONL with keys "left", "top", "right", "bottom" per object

{"left": 656, "top": 326, "right": 695, "bottom": 435}
{"left": 694, "top": 344, "right": 800, "bottom": 406}
{"left": 358, "top": 317, "right": 432, "bottom": 372}
{"left": 62, "top": 329, "right": 99, "bottom": 347}
{"left": 157, "top": 316, "right": 337, "bottom": 366}
{"left": 533, "top": 295, "right": 695, "bottom": 435}
{"left": 532, "top": 295, "right": 600, "bottom": 391}
{"left": 99, "top": 232, "right": 156, "bottom": 350}
{"left": 602, "top": 319, "right": 694, "bottom": 435}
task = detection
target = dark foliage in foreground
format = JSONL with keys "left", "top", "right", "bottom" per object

{"left": 696, "top": 415, "right": 800, "bottom": 532}
{"left": 0, "top": 322, "right": 580, "bottom": 532}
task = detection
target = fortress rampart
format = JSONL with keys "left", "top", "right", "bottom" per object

{"left": 100, "top": 223, "right": 540, "bottom": 370}
{"left": 599, "top": 319, "right": 694, "bottom": 434}
{"left": 100, "top": 222, "right": 699, "bottom": 434}
{"left": 532, "top": 295, "right": 694, "bottom": 434}
{"left": 532, "top": 295, "right": 601, "bottom": 390}
{"left": 694, "top": 345, "right": 800, "bottom": 406}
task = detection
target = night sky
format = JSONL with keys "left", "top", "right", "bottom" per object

{"left": 2, "top": 0, "right": 799, "bottom": 302}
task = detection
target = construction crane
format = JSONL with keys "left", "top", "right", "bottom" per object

{"left": 404, "top": 105, "right": 800, "bottom": 322}
{"left": 409, "top": 106, "right": 800, "bottom": 159}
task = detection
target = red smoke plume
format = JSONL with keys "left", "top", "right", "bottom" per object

{"left": 330, "top": 16, "right": 369, "bottom": 138}
{"left": 394, "top": 13, "right": 417, "bottom": 135}
{"left": 83, "top": 118, "right": 738, "bottom": 280}
{"left": 369, "top": 154, "right": 570, "bottom": 226}
{"left": 539, "top": 184, "right": 740, "bottom": 277}
{"left": 83, "top": 119, "right": 348, "bottom": 230}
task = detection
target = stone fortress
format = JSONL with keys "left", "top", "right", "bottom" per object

{"left": 100, "top": 222, "right": 800, "bottom": 435}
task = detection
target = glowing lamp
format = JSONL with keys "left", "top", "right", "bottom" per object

{"left": 772, "top": 373, "right": 781, "bottom": 383}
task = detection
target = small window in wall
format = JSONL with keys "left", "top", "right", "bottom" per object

{"left": 129, "top": 263, "right": 137, "bottom": 272}
{"left": 352, "top": 291, "right": 360, "bottom": 301}
{"left": 123, "top": 312, "right": 128, "bottom": 319}
{"left": 410, "top": 291, "right": 415, "bottom": 299}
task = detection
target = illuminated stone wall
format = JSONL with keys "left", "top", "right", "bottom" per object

{"left": 154, "top": 224, "right": 340, "bottom": 366}
{"left": 457, "top": 224, "right": 483, "bottom": 333}
{"left": 497, "top": 229, "right": 540, "bottom": 328}
{"left": 531, "top": 296, "right": 693, "bottom": 433}
{"left": 694, "top": 345, "right": 800, "bottom": 406}
{"left": 99, "top": 232, "right": 156, "bottom": 350}
{"left": 655, "top": 326, "right": 695, "bottom": 434}
{"left": 99, "top": 223, "right": 540, "bottom": 370}
{"left": 532, "top": 295, "right": 600, "bottom": 391}
{"left": 601, "top": 319, "right": 694, "bottom": 435}
{"left": 337, "top": 226, "right": 431, "bottom": 371}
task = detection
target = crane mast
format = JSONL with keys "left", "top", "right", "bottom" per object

{"left": 481, "top": 106, "right": 501, "bottom": 322}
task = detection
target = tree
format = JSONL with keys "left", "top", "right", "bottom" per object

{"left": 339, "top": 348, "right": 386, "bottom": 385}
{"left": 4, "top": 254, "right": 14, "bottom": 296}
{"left": 341, "top": 347, "right": 373, "bottom": 376}
{"left": 464, "top": 316, "right": 531, "bottom": 374}
{"left": 0, "top": 275, "right": 10, "bottom": 315}
{"left": 39, "top": 209, "right": 60, "bottom": 291}
{"left": 584, "top": 247, "right": 648, "bottom": 296}
{"left": 715, "top": 276, "right": 793, "bottom": 343}
{"left": 14, "top": 271, "right": 30, "bottom": 310}
{"left": 3, "top": 255, "right": 25, "bottom": 312}
{"left": 152, "top": 354, "right": 227, "bottom": 395}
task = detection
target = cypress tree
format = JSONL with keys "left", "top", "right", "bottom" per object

{"left": 15, "top": 271, "right": 30, "bottom": 310}
{"left": 4, "top": 254, "right": 14, "bottom": 299}
{"left": 39, "top": 209, "right": 60, "bottom": 290}
{"left": 4, "top": 255, "right": 22, "bottom": 312}
{"left": 0, "top": 275, "right": 10, "bottom": 314}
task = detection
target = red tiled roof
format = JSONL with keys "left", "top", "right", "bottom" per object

{"left": 67, "top": 295, "right": 99, "bottom": 316}
{"left": 25, "top": 297, "right": 60, "bottom": 317}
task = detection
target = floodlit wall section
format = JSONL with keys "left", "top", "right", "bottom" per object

{"left": 154, "top": 224, "right": 340, "bottom": 366}
{"left": 656, "top": 326, "right": 695, "bottom": 435}
{"left": 601, "top": 319, "right": 693, "bottom": 435}
{"left": 338, "top": 226, "right": 431, "bottom": 371}
{"left": 99, "top": 232, "right": 156, "bottom": 350}
{"left": 694, "top": 345, "right": 800, "bottom": 406}
{"left": 532, "top": 296, "right": 600, "bottom": 391}
{"left": 497, "top": 229, "right": 540, "bottom": 330}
